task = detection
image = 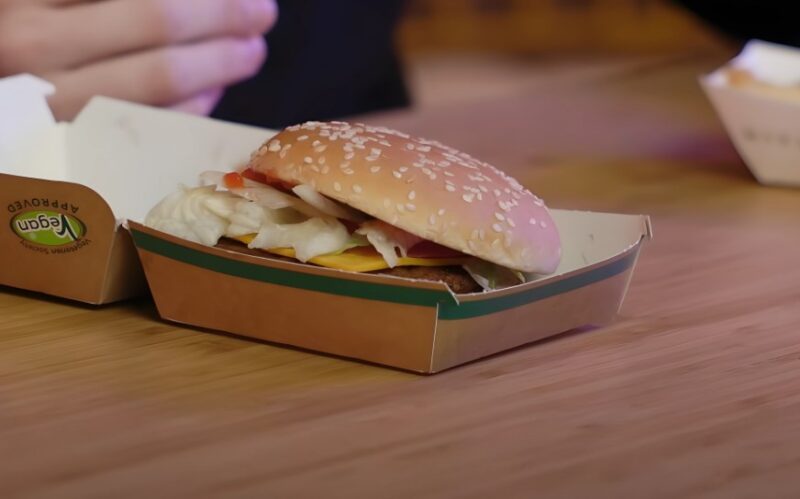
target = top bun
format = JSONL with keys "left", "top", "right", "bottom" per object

{"left": 247, "top": 121, "right": 561, "bottom": 273}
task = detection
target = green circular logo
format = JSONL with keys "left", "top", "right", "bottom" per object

{"left": 11, "top": 211, "right": 86, "bottom": 246}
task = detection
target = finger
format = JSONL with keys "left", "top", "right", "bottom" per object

{"left": 1, "top": 0, "right": 276, "bottom": 73}
{"left": 46, "top": 36, "right": 266, "bottom": 120}
{"left": 0, "top": 0, "right": 97, "bottom": 7}
{"left": 168, "top": 87, "right": 224, "bottom": 116}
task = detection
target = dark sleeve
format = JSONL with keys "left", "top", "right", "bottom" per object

{"left": 674, "top": 1, "right": 800, "bottom": 46}
{"left": 212, "top": 0, "right": 410, "bottom": 129}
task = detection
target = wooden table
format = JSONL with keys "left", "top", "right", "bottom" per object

{"left": 3, "top": 55, "right": 800, "bottom": 499}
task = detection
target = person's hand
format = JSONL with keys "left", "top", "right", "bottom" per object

{"left": 0, "top": 0, "right": 277, "bottom": 120}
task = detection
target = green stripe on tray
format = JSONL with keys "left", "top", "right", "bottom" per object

{"left": 131, "top": 229, "right": 455, "bottom": 308}
{"left": 131, "top": 228, "right": 637, "bottom": 320}
{"left": 437, "top": 252, "right": 636, "bottom": 320}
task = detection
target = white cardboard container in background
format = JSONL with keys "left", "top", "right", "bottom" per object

{"left": 701, "top": 40, "right": 800, "bottom": 187}
{"left": 0, "top": 75, "right": 651, "bottom": 372}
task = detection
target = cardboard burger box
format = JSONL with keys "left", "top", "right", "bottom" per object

{"left": 0, "top": 75, "right": 651, "bottom": 373}
{"left": 702, "top": 40, "right": 800, "bottom": 187}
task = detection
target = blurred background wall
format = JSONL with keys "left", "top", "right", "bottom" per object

{"left": 390, "top": 0, "right": 736, "bottom": 108}
{"left": 397, "top": 0, "right": 731, "bottom": 56}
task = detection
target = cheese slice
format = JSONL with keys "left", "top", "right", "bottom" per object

{"left": 230, "top": 234, "right": 470, "bottom": 272}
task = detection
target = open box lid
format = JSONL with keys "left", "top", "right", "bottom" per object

{"left": 0, "top": 74, "right": 276, "bottom": 222}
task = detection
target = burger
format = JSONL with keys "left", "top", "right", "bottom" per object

{"left": 145, "top": 121, "right": 561, "bottom": 293}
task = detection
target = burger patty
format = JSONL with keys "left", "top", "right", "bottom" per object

{"left": 216, "top": 239, "right": 481, "bottom": 293}
{"left": 375, "top": 266, "right": 481, "bottom": 294}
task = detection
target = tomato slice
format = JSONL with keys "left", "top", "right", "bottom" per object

{"left": 240, "top": 167, "right": 267, "bottom": 184}
{"left": 223, "top": 171, "right": 245, "bottom": 189}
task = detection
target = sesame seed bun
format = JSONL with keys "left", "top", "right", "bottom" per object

{"left": 246, "top": 121, "right": 561, "bottom": 273}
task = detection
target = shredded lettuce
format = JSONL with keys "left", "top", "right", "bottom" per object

{"left": 292, "top": 184, "right": 366, "bottom": 223}
{"left": 145, "top": 185, "right": 239, "bottom": 246}
{"left": 249, "top": 217, "right": 350, "bottom": 262}
{"left": 356, "top": 220, "right": 423, "bottom": 267}
{"left": 199, "top": 170, "right": 326, "bottom": 219}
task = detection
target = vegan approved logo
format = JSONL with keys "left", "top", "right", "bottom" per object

{"left": 11, "top": 210, "right": 85, "bottom": 245}
{"left": 7, "top": 198, "right": 91, "bottom": 254}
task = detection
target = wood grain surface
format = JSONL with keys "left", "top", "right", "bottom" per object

{"left": 3, "top": 55, "right": 800, "bottom": 499}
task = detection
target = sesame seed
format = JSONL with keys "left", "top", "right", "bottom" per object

{"left": 507, "top": 218, "right": 516, "bottom": 227}
{"left": 405, "top": 203, "right": 416, "bottom": 211}
{"left": 344, "top": 169, "right": 355, "bottom": 175}
{"left": 314, "top": 145, "right": 327, "bottom": 153}
{"left": 345, "top": 152, "right": 355, "bottom": 160}
{"left": 267, "top": 141, "right": 281, "bottom": 152}
{"left": 297, "top": 135, "right": 309, "bottom": 141}
{"left": 438, "top": 208, "right": 446, "bottom": 216}
{"left": 529, "top": 218, "right": 537, "bottom": 225}
{"left": 534, "top": 198, "right": 544, "bottom": 207}
{"left": 371, "top": 148, "right": 381, "bottom": 156}
{"left": 492, "top": 223, "right": 503, "bottom": 233}
{"left": 334, "top": 182, "right": 342, "bottom": 192}
{"left": 370, "top": 166, "right": 381, "bottom": 173}
{"left": 310, "top": 165, "right": 320, "bottom": 172}
{"left": 399, "top": 166, "right": 408, "bottom": 172}
{"left": 396, "top": 204, "right": 405, "bottom": 213}
{"left": 417, "top": 145, "right": 431, "bottom": 152}
{"left": 393, "top": 171, "right": 402, "bottom": 179}
{"left": 446, "top": 185, "right": 456, "bottom": 192}
{"left": 428, "top": 215, "right": 436, "bottom": 225}
{"left": 495, "top": 213, "right": 505, "bottom": 221}
{"left": 462, "top": 193, "right": 475, "bottom": 203}
{"left": 312, "top": 140, "right": 321, "bottom": 147}
{"left": 478, "top": 229, "right": 485, "bottom": 240}
{"left": 540, "top": 220, "right": 548, "bottom": 228}
{"left": 408, "top": 190, "right": 416, "bottom": 200}
{"left": 353, "top": 184, "right": 363, "bottom": 193}
{"left": 303, "top": 157, "right": 313, "bottom": 164}
{"left": 493, "top": 189, "right": 501, "bottom": 197}
{"left": 444, "top": 171, "right": 455, "bottom": 177}
{"left": 406, "top": 143, "right": 415, "bottom": 150}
